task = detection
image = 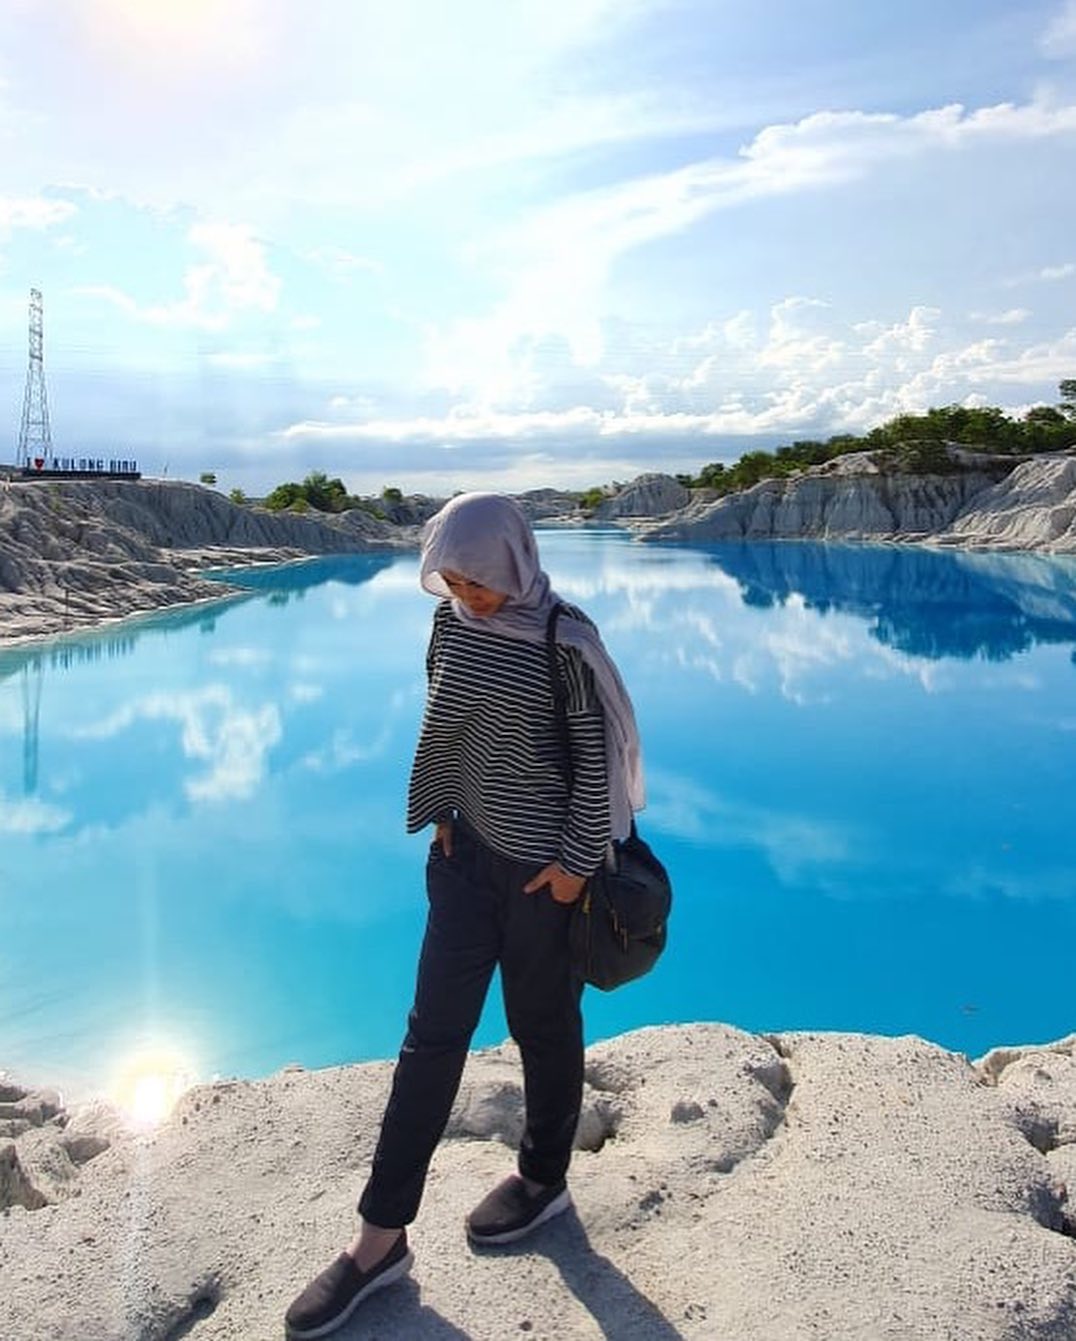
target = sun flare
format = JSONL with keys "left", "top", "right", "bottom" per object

{"left": 110, "top": 1044, "right": 197, "bottom": 1129}
{"left": 84, "top": 0, "right": 266, "bottom": 80}
{"left": 95, "top": 0, "right": 218, "bottom": 47}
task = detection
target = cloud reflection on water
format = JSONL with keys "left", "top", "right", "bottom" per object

{"left": 647, "top": 769, "right": 854, "bottom": 885}
{"left": 206, "top": 646, "right": 273, "bottom": 668}
{"left": 554, "top": 538, "right": 1076, "bottom": 711}
{"left": 699, "top": 541, "right": 1076, "bottom": 664}
{"left": 73, "top": 687, "right": 283, "bottom": 803}
{"left": 0, "top": 791, "right": 70, "bottom": 835}
{"left": 944, "top": 864, "right": 1076, "bottom": 902}
{"left": 301, "top": 721, "right": 395, "bottom": 773}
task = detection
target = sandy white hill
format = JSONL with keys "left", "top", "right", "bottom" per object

{"left": 0, "top": 479, "right": 411, "bottom": 644}
{"left": 2, "top": 1023, "right": 1074, "bottom": 1340}
{"left": 642, "top": 453, "right": 1076, "bottom": 553}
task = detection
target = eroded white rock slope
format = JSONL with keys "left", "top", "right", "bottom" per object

{"left": 2, "top": 1024, "right": 1074, "bottom": 1341}
{"left": 0, "top": 479, "right": 406, "bottom": 643}
{"left": 645, "top": 453, "right": 1076, "bottom": 553}
{"left": 937, "top": 455, "right": 1076, "bottom": 551}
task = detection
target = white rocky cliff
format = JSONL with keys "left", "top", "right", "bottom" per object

{"left": 594, "top": 474, "right": 691, "bottom": 520}
{"left": 936, "top": 454, "right": 1076, "bottom": 551}
{"left": 0, "top": 479, "right": 410, "bottom": 643}
{"left": 642, "top": 452, "right": 1076, "bottom": 553}
{"left": 5, "top": 458, "right": 1076, "bottom": 646}
{"left": 1, "top": 1025, "right": 1074, "bottom": 1340}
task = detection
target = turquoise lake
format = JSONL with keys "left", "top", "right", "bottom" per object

{"left": 1, "top": 531, "right": 1074, "bottom": 1099}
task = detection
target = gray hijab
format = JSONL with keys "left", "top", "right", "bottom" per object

{"left": 420, "top": 492, "right": 645, "bottom": 839}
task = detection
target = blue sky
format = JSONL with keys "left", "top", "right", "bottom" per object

{"left": 2, "top": 0, "right": 1075, "bottom": 497}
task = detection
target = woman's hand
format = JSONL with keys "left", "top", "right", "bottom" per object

{"left": 523, "top": 861, "right": 586, "bottom": 905}
{"left": 435, "top": 820, "right": 453, "bottom": 857}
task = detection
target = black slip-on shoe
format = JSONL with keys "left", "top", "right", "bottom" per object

{"left": 284, "top": 1232, "right": 413, "bottom": 1339}
{"left": 466, "top": 1175, "right": 571, "bottom": 1246}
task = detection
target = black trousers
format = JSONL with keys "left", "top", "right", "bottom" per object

{"left": 358, "top": 820, "right": 584, "bottom": 1229}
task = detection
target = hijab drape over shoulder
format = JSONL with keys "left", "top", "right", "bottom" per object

{"left": 419, "top": 492, "right": 645, "bottom": 839}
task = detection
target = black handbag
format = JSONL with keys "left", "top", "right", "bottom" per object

{"left": 546, "top": 605, "right": 672, "bottom": 991}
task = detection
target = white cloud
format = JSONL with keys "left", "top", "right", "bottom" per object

{"left": 921, "top": 327, "right": 1076, "bottom": 388}
{"left": 379, "top": 92, "right": 728, "bottom": 204}
{"left": 282, "top": 406, "right": 645, "bottom": 443}
{"left": 180, "top": 220, "right": 281, "bottom": 313}
{"left": 858, "top": 306, "right": 941, "bottom": 364}
{"left": 0, "top": 195, "right": 78, "bottom": 235}
{"left": 203, "top": 351, "right": 279, "bottom": 369}
{"left": 303, "top": 245, "right": 384, "bottom": 280}
{"left": 969, "top": 308, "right": 1031, "bottom": 326}
{"left": 77, "top": 220, "right": 280, "bottom": 331}
{"left": 1041, "top": 0, "right": 1076, "bottom": 57}
{"left": 423, "top": 97, "right": 1076, "bottom": 388}
{"left": 760, "top": 296, "right": 846, "bottom": 373}
{"left": 280, "top": 299, "right": 1076, "bottom": 470}
{"left": 1004, "top": 261, "right": 1076, "bottom": 287}
{"left": 589, "top": 97, "right": 1075, "bottom": 250}
{"left": 51, "top": 233, "right": 88, "bottom": 256}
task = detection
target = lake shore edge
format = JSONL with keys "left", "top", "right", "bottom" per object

{"left": 4, "top": 456, "right": 1076, "bottom": 649}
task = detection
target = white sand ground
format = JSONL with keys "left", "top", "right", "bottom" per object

{"left": 2, "top": 1023, "right": 1075, "bottom": 1340}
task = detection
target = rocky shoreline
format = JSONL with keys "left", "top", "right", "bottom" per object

{"left": 3, "top": 453, "right": 1076, "bottom": 647}
{"left": 638, "top": 451, "right": 1076, "bottom": 551}
{"left": 2, "top": 1023, "right": 1074, "bottom": 1340}
{"left": 0, "top": 479, "right": 423, "bottom": 646}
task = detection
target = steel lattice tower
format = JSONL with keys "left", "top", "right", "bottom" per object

{"left": 17, "top": 288, "right": 53, "bottom": 469}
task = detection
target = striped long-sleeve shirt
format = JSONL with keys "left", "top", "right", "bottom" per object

{"left": 406, "top": 601, "right": 611, "bottom": 875}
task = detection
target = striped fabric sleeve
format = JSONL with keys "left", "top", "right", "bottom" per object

{"left": 556, "top": 645, "right": 611, "bottom": 876}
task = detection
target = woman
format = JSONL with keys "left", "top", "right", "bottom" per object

{"left": 286, "top": 492, "right": 644, "bottom": 1338}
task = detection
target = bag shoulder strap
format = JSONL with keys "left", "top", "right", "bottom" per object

{"left": 545, "top": 604, "right": 639, "bottom": 845}
{"left": 544, "top": 603, "right": 574, "bottom": 790}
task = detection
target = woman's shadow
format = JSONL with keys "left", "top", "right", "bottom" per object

{"left": 494, "top": 1206, "right": 687, "bottom": 1340}
{"left": 336, "top": 1206, "right": 686, "bottom": 1339}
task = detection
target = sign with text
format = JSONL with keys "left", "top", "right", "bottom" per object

{"left": 28, "top": 457, "right": 140, "bottom": 474}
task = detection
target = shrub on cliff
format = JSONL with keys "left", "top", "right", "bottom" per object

{"left": 265, "top": 472, "right": 351, "bottom": 514}
{"left": 872, "top": 440, "right": 961, "bottom": 475}
{"left": 685, "top": 382, "right": 1076, "bottom": 494}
